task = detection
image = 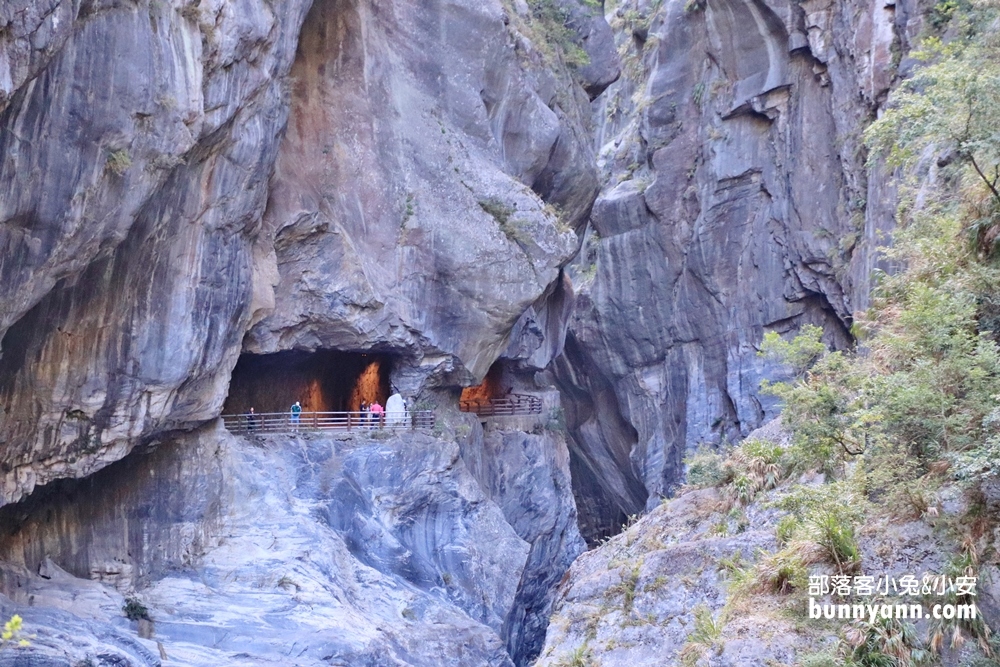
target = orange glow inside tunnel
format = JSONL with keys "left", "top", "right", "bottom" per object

{"left": 223, "top": 350, "right": 392, "bottom": 415}
{"left": 460, "top": 362, "right": 506, "bottom": 403}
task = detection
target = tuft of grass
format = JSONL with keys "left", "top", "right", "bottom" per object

{"left": 721, "top": 440, "right": 786, "bottom": 507}
{"left": 606, "top": 562, "right": 642, "bottom": 618}
{"left": 775, "top": 514, "right": 799, "bottom": 545}
{"left": 106, "top": 149, "right": 132, "bottom": 176}
{"left": 845, "top": 614, "right": 929, "bottom": 667}
{"left": 479, "top": 198, "right": 514, "bottom": 226}
{"left": 927, "top": 544, "right": 993, "bottom": 656}
{"left": 678, "top": 604, "right": 724, "bottom": 666}
{"left": 798, "top": 652, "right": 841, "bottom": 667}
{"left": 747, "top": 545, "right": 811, "bottom": 595}
{"left": 555, "top": 643, "right": 591, "bottom": 667}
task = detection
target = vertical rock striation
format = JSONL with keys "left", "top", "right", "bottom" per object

{"left": 0, "top": 1, "right": 617, "bottom": 663}
{"left": 459, "top": 425, "right": 586, "bottom": 665}
{"left": 556, "top": 0, "right": 918, "bottom": 540}
{"left": 0, "top": 0, "right": 313, "bottom": 505}
{"left": 0, "top": 0, "right": 615, "bottom": 507}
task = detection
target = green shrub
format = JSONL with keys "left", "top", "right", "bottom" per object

{"left": 769, "top": 481, "right": 866, "bottom": 574}
{"left": 1, "top": 614, "right": 27, "bottom": 648}
{"left": 122, "top": 597, "right": 150, "bottom": 621}
{"left": 685, "top": 445, "right": 729, "bottom": 487}
{"left": 105, "top": 149, "right": 132, "bottom": 176}
{"left": 812, "top": 510, "right": 861, "bottom": 574}
{"left": 524, "top": 0, "right": 591, "bottom": 68}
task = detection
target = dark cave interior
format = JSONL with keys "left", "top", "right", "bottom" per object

{"left": 223, "top": 350, "right": 391, "bottom": 414}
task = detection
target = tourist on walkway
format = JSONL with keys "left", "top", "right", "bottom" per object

{"left": 290, "top": 401, "right": 301, "bottom": 429}
{"left": 370, "top": 401, "right": 384, "bottom": 427}
{"left": 246, "top": 407, "right": 257, "bottom": 433}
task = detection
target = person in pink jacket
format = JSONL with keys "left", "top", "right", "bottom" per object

{"left": 370, "top": 401, "right": 384, "bottom": 427}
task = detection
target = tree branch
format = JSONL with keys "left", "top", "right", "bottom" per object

{"left": 835, "top": 433, "right": 864, "bottom": 457}
{"left": 968, "top": 153, "right": 1000, "bottom": 204}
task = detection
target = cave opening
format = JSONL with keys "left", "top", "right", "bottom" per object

{"left": 222, "top": 350, "right": 392, "bottom": 415}
{"left": 460, "top": 361, "right": 507, "bottom": 406}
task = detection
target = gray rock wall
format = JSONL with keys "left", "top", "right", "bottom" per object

{"left": 0, "top": 425, "right": 583, "bottom": 666}
{"left": 0, "top": 0, "right": 612, "bottom": 508}
{"left": 459, "top": 424, "right": 586, "bottom": 664}
{"left": 556, "top": 0, "right": 916, "bottom": 539}
{"left": 0, "top": 1, "right": 615, "bottom": 662}
{"left": 244, "top": 0, "right": 605, "bottom": 392}
{"left": 0, "top": 0, "right": 313, "bottom": 505}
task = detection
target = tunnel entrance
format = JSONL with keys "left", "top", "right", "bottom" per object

{"left": 460, "top": 362, "right": 506, "bottom": 406}
{"left": 459, "top": 361, "right": 542, "bottom": 416}
{"left": 223, "top": 350, "right": 392, "bottom": 415}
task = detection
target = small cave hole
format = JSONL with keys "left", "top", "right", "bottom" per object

{"left": 223, "top": 350, "right": 392, "bottom": 415}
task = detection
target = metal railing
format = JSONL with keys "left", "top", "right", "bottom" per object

{"left": 221, "top": 410, "right": 435, "bottom": 435}
{"left": 458, "top": 394, "right": 543, "bottom": 417}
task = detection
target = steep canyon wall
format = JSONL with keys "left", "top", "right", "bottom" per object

{"left": 0, "top": 0, "right": 610, "bottom": 503}
{"left": 0, "top": 0, "right": 613, "bottom": 664}
{"left": 0, "top": 0, "right": 918, "bottom": 663}
{"left": 557, "top": 0, "right": 917, "bottom": 541}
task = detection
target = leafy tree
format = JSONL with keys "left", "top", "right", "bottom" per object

{"left": 761, "top": 327, "right": 873, "bottom": 472}
{"left": 763, "top": 0, "right": 1000, "bottom": 492}
{"left": 865, "top": 2, "right": 1000, "bottom": 255}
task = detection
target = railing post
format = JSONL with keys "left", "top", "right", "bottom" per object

{"left": 348, "top": 411, "right": 352, "bottom": 431}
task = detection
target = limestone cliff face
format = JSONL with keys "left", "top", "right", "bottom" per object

{"left": 0, "top": 0, "right": 612, "bottom": 506}
{"left": 557, "top": 0, "right": 918, "bottom": 541}
{"left": 243, "top": 0, "right": 599, "bottom": 391}
{"left": 0, "top": 424, "right": 576, "bottom": 666}
{"left": 0, "top": 0, "right": 928, "bottom": 663}
{"left": 0, "top": 0, "right": 313, "bottom": 505}
{"left": 0, "top": 1, "right": 612, "bottom": 665}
